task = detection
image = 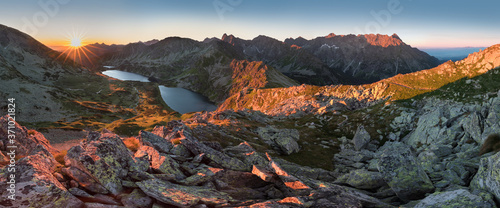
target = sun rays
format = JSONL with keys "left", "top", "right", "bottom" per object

{"left": 56, "top": 29, "right": 98, "bottom": 66}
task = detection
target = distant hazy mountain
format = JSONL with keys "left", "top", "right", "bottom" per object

{"left": 421, "top": 47, "right": 487, "bottom": 62}
{"left": 285, "top": 33, "right": 440, "bottom": 84}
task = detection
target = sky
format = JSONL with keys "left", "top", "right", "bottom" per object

{"left": 0, "top": 0, "right": 499, "bottom": 48}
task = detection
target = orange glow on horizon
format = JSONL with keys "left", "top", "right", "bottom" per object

{"left": 54, "top": 31, "right": 99, "bottom": 66}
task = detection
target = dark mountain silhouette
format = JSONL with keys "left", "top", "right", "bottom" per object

{"left": 285, "top": 33, "right": 440, "bottom": 84}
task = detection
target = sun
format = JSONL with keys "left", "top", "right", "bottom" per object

{"left": 70, "top": 37, "right": 82, "bottom": 47}
{"left": 56, "top": 29, "right": 98, "bottom": 66}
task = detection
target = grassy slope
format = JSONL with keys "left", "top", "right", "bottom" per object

{"left": 25, "top": 72, "right": 180, "bottom": 137}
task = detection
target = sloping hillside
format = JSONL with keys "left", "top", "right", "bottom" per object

{"left": 219, "top": 44, "right": 500, "bottom": 115}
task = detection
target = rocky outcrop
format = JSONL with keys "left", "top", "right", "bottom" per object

{"left": 0, "top": 145, "right": 83, "bottom": 207}
{"left": 64, "top": 131, "right": 137, "bottom": 195}
{"left": 171, "top": 122, "right": 250, "bottom": 172}
{"left": 0, "top": 115, "right": 58, "bottom": 156}
{"left": 414, "top": 189, "right": 495, "bottom": 208}
{"left": 119, "top": 188, "right": 153, "bottom": 208}
{"left": 471, "top": 151, "right": 500, "bottom": 202}
{"left": 219, "top": 83, "right": 388, "bottom": 116}
{"left": 335, "top": 169, "right": 385, "bottom": 190}
{"left": 377, "top": 142, "right": 434, "bottom": 202}
{"left": 256, "top": 126, "right": 300, "bottom": 155}
{"left": 136, "top": 178, "right": 232, "bottom": 207}
{"left": 352, "top": 125, "right": 371, "bottom": 151}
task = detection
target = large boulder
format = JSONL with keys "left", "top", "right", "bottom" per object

{"left": 64, "top": 131, "right": 136, "bottom": 195}
{"left": 414, "top": 189, "right": 494, "bottom": 208}
{"left": 0, "top": 145, "right": 83, "bottom": 207}
{"left": 471, "top": 151, "right": 500, "bottom": 201}
{"left": 120, "top": 189, "right": 153, "bottom": 208}
{"left": 352, "top": 125, "right": 371, "bottom": 151}
{"left": 257, "top": 153, "right": 312, "bottom": 197}
{"left": 460, "top": 112, "right": 484, "bottom": 144}
{"left": 134, "top": 145, "right": 185, "bottom": 180}
{"left": 274, "top": 157, "right": 337, "bottom": 182}
{"left": 136, "top": 178, "right": 232, "bottom": 207}
{"left": 335, "top": 169, "right": 386, "bottom": 190}
{"left": 171, "top": 123, "right": 249, "bottom": 171}
{"left": 138, "top": 130, "right": 173, "bottom": 154}
{"left": 404, "top": 108, "right": 443, "bottom": 147}
{"left": 62, "top": 165, "right": 109, "bottom": 194}
{"left": 310, "top": 185, "right": 394, "bottom": 208}
{"left": 256, "top": 126, "right": 300, "bottom": 155}
{"left": 0, "top": 115, "right": 58, "bottom": 156}
{"left": 224, "top": 142, "right": 269, "bottom": 168}
{"left": 377, "top": 142, "right": 434, "bottom": 202}
{"left": 213, "top": 169, "right": 270, "bottom": 200}
{"left": 179, "top": 165, "right": 222, "bottom": 186}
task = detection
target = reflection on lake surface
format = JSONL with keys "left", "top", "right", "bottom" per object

{"left": 102, "top": 69, "right": 217, "bottom": 114}
{"left": 102, "top": 70, "right": 150, "bottom": 82}
{"left": 159, "top": 86, "right": 217, "bottom": 114}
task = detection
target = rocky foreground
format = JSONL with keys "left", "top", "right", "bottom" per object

{"left": 0, "top": 115, "right": 392, "bottom": 208}
{"left": 2, "top": 85, "right": 500, "bottom": 208}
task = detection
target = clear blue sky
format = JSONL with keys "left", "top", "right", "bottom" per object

{"left": 1, "top": 0, "right": 499, "bottom": 48}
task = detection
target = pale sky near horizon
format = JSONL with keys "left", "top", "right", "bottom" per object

{"left": 0, "top": 0, "right": 499, "bottom": 48}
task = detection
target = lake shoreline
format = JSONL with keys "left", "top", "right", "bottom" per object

{"left": 102, "top": 69, "right": 217, "bottom": 114}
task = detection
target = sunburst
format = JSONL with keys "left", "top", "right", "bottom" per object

{"left": 70, "top": 37, "right": 82, "bottom": 47}
{"left": 56, "top": 29, "right": 98, "bottom": 67}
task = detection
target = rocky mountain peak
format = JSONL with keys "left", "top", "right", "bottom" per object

{"left": 143, "top": 39, "right": 159, "bottom": 46}
{"left": 221, "top": 33, "right": 237, "bottom": 45}
{"left": 391, "top": 33, "right": 402, "bottom": 41}
{"left": 362, "top": 34, "right": 405, "bottom": 47}
{"left": 284, "top": 36, "right": 308, "bottom": 46}
{"left": 325, "top": 33, "right": 337, "bottom": 38}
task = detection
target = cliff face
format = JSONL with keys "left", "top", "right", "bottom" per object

{"left": 285, "top": 33, "right": 440, "bottom": 84}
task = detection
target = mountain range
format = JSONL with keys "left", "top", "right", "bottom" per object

{"left": 98, "top": 33, "right": 439, "bottom": 87}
